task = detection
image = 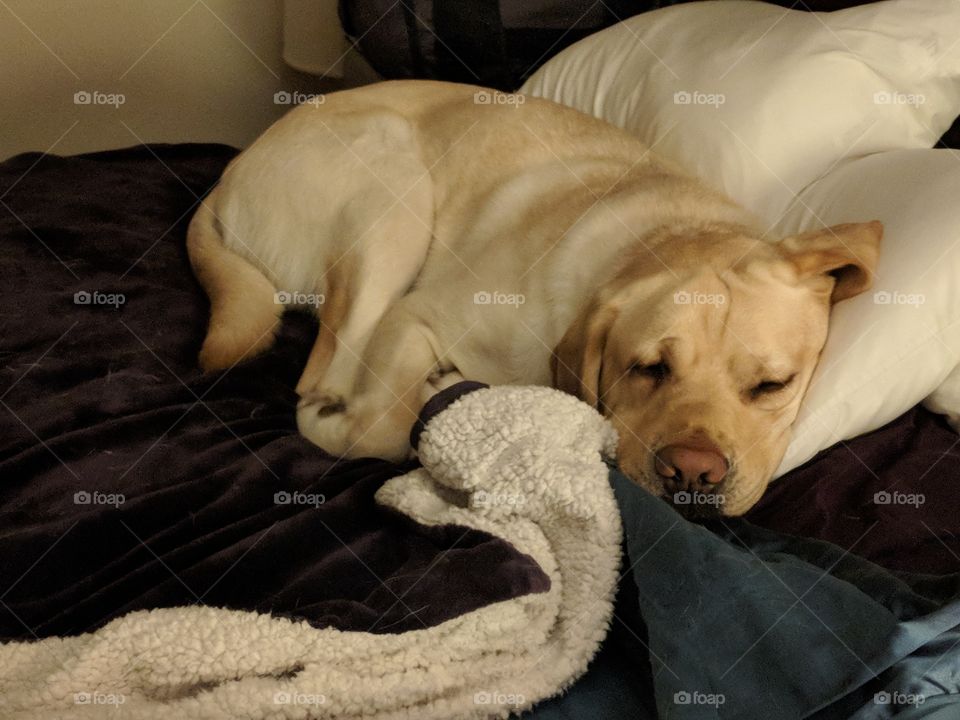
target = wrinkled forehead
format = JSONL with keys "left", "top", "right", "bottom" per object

{"left": 612, "top": 266, "right": 829, "bottom": 369}
{"left": 719, "top": 273, "right": 829, "bottom": 373}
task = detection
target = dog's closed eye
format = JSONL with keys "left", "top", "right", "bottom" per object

{"left": 749, "top": 374, "right": 796, "bottom": 399}
{"left": 629, "top": 360, "right": 671, "bottom": 385}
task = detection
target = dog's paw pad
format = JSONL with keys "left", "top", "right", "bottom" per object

{"left": 316, "top": 400, "right": 346, "bottom": 417}
{"left": 297, "top": 390, "right": 347, "bottom": 417}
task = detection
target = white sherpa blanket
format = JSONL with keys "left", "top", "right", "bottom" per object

{"left": 0, "top": 386, "right": 622, "bottom": 719}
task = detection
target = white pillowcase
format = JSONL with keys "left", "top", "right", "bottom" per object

{"left": 774, "top": 149, "right": 960, "bottom": 475}
{"left": 520, "top": 0, "right": 960, "bottom": 223}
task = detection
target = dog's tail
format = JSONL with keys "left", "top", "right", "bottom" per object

{"left": 186, "top": 191, "right": 282, "bottom": 372}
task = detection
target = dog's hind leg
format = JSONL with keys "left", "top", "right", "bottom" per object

{"left": 295, "top": 178, "right": 434, "bottom": 413}
{"left": 294, "top": 264, "right": 351, "bottom": 402}
{"left": 297, "top": 300, "right": 443, "bottom": 461}
{"left": 187, "top": 193, "right": 282, "bottom": 372}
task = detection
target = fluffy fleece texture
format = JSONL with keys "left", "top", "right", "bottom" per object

{"left": 0, "top": 386, "right": 622, "bottom": 719}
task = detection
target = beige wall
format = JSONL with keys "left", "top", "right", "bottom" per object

{"left": 1, "top": 0, "right": 379, "bottom": 161}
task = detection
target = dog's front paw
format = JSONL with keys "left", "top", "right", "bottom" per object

{"left": 296, "top": 396, "right": 412, "bottom": 462}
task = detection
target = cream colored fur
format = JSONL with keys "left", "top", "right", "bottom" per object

{"left": 188, "top": 80, "right": 881, "bottom": 515}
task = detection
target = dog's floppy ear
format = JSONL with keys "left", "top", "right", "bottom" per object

{"left": 777, "top": 221, "right": 882, "bottom": 303}
{"left": 551, "top": 297, "right": 619, "bottom": 408}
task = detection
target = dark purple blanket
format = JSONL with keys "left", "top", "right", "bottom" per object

{"left": 0, "top": 144, "right": 548, "bottom": 641}
{"left": 747, "top": 407, "right": 960, "bottom": 575}
{"left": 0, "top": 143, "right": 956, "bottom": 646}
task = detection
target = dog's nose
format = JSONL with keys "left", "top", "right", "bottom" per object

{"left": 655, "top": 443, "right": 728, "bottom": 491}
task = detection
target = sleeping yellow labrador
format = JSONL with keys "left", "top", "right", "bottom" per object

{"left": 187, "top": 80, "right": 881, "bottom": 516}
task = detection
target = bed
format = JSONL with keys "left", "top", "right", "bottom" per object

{"left": 2, "top": 1, "right": 960, "bottom": 718}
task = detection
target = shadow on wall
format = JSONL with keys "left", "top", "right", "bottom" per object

{"left": 1, "top": 0, "right": 380, "bottom": 160}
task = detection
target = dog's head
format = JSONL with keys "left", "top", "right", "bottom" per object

{"left": 552, "top": 221, "right": 882, "bottom": 516}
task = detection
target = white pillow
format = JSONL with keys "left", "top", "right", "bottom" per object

{"left": 520, "top": 0, "right": 960, "bottom": 223}
{"left": 774, "top": 149, "right": 960, "bottom": 475}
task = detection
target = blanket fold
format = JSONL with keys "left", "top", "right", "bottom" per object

{"left": 0, "top": 386, "right": 622, "bottom": 719}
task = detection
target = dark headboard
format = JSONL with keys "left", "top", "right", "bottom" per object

{"left": 338, "top": 0, "right": 959, "bottom": 148}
